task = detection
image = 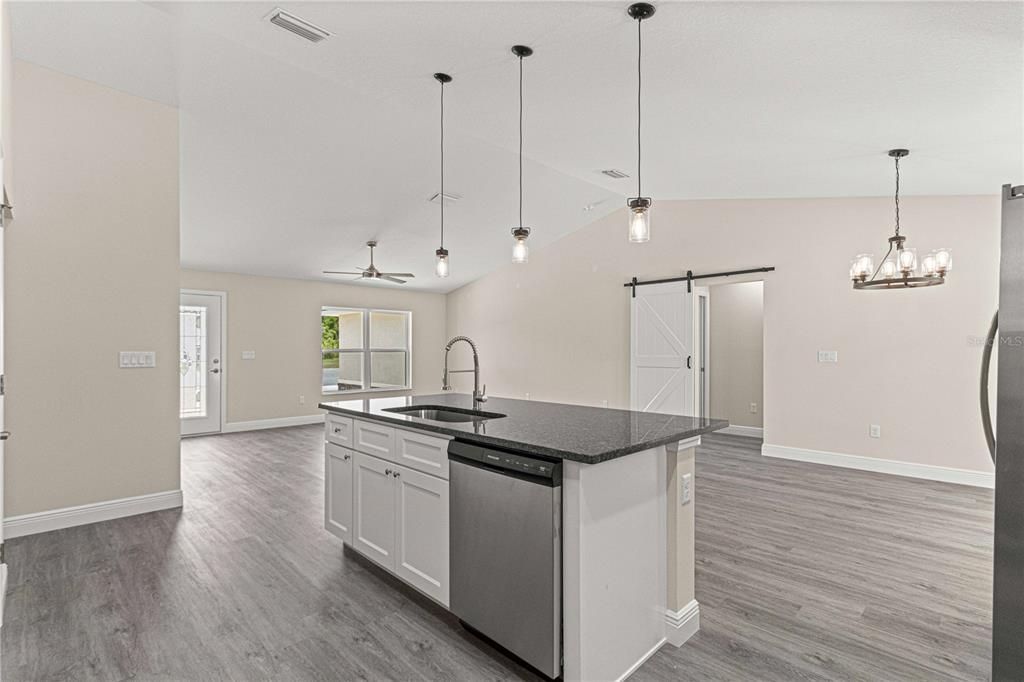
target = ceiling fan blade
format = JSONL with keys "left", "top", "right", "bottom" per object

{"left": 380, "top": 273, "right": 415, "bottom": 278}
{"left": 381, "top": 276, "right": 407, "bottom": 284}
{"left": 323, "top": 270, "right": 364, "bottom": 275}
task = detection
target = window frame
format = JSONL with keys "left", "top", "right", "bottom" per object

{"left": 321, "top": 306, "right": 413, "bottom": 396}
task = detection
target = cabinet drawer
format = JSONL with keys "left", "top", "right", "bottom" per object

{"left": 354, "top": 419, "right": 396, "bottom": 460}
{"left": 325, "top": 414, "right": 354, "bottom": 447}
{"left": 395, "top": 428, "right": 451, "bottom": 480}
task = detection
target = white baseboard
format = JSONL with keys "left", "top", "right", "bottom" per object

{"left": 222, "top": 414, "right": 325, "bottom": 433}
{"left": 4, "top": 489, "right": 184, "bottom": 539}
{"left": 665, "top": 600, "right": 700, "bottom": 647}
{"left": 719, "top": 425, "right": 763, "bottom": 439}
{"left": 615, "top": 636, "right": 667, "bottom": 682}
{"left": 762, "top": 443, "right": 994, "bottom": 489}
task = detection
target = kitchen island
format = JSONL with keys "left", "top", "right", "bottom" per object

{"left": 320, "top": 393, "right": 726, "bottom": 681}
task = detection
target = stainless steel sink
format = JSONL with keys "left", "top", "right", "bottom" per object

{"left": 383, "top": 405, "right": 506, "bottom": 423}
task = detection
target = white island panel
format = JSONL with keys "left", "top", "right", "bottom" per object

{"left": 562, "top": 444, "right": 668, "bottom": 682}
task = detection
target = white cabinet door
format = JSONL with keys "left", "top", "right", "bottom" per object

{"left": 394, "top": 464, "right": 450, "bottom": 606}
{"left": 324, "top": 443, "right": 354, "bottom": 544}
{"left": 353, "top": 451, "right": 397, "bottom": 570}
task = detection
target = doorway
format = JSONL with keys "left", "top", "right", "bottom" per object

{"left": 697, "top": 281, "right": 764, "bottom": 437}
{"left": 180, "top": 290, "right": 225, "bottom": 436}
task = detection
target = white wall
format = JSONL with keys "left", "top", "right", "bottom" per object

{"left": 179, "top": 269, "right": 447, "bottom": 425}
{"left": 447, "top": 196, "right": 999, "bottom": 474}
{"left": 709, "top": 281, "right": 764, "bottom": 430}
{"left": 6, "top": 61, "right": 180, "bottom": 516}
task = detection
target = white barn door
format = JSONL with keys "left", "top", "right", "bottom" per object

{"left": 630, "top": 282, "right": 695, "bottom": 415}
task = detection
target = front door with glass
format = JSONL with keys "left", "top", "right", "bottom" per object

{"left": 180, "top": 292, "right": 223, "bottom": 436}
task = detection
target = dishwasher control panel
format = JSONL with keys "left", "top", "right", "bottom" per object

{"left": 448, "top": 440, "right": 561, "bottom": 484}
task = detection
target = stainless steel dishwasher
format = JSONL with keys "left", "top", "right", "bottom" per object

{"left": 448, "top": 440, "right": 562, "bottom": 679}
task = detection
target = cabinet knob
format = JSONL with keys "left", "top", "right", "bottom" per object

{"left": 343, "top": 454, "right": 350, "bottom": 461}
{"left": 333, "top": 427, "right": 342, "bottom": 434}
{"left": 385, "top": 468, "right": 392, "bottom": 475}
{"left": 393, "top": 471, "right": 401, "bottom": 478}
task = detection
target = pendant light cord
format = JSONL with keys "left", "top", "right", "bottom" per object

{"left": 440, "top": 79, "right": 445, "bottom": 250}
{"left": 893, "top": 155, "right": 901, "bottom": 238}
{"left": 518, "top": 53, "right": 524, "bottom": 229}
{"left": 636, "top": 16, "right": 642, "bottom": 199}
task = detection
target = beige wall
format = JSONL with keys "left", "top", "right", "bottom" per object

{"left": 6, "top": 61, "right": 180, "bottom": 516}
{"left": 709, "top": 281, "right": 764, "bottom": 429}
{"left": 447, "top": 196, "right": 999, "bottom": 474}
{"left": 179, "top": 269, "right": 447, "bottom": 424}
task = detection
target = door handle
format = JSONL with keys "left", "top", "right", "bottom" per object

{"left": 981, "top": 311, "right": 998, "bottom": 463}
{"left": 0, "top": 431, "right": 9, "bottom": 441}
{"left": 686, "top": 355, "right": 692, "bottom": 369}
{"left": 210, "top": 368, "right": 220, "bottom": 374}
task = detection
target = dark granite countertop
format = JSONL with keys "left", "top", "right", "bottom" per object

{"left": 319, "top": 393, "right": 727, "bottom": 464}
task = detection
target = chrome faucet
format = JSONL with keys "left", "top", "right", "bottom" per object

{"left": 443, "top": 336, "right": 487, "bottom": 405}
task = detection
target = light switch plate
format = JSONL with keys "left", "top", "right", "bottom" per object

{"left": 119, "top": 351, "right": 156, "bottom": 368}
{"left": 817, "top": 350, "right": 838, "bottom": 364}
{"left": 242, "top": 350, "right": 256, "bottom": 360}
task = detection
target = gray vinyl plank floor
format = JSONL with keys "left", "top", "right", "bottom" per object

{"left": 1, "top": 427, "right": 994, "bottom": 681}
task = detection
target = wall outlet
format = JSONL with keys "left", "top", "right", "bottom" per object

{"left": 817, "top": 350, "right": 838, "bottom": 363}
{"left": 299, "top": 395, "right": 305, "bottom": 405}
{"left": 680, "top": 473, "right": 692, "bottom": 505}
{"left": 119, "top": 351, "right": 156, "bottom": 368}
{"left": 241, "top": 350, "right": 256, "bottom": 360}
{"left": 601, "top": 400, "right": 608, "bottom": 408}
{"left": 525, "top": 392, "right": 530, "bottom": 401}
{"left": 869, "top": 424, "right": 881, "bottom": 438}
{"left": 750, "top": 402, "right": 758, "bottom": 414}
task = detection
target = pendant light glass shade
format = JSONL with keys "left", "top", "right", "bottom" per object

{"left": 627, "top": 3, "right": 655, "bottom": 243}
{"left": 435, "top": 247, "right": 449, "bottom": 278}
{"left": 511, "top": 227, "right": 530, "bottom": 263}
{"left": 628, "top": 198, "right": 651, "bottom": 243}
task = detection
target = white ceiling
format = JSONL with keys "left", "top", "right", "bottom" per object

{"left": 10, "top": 1, "right": 1023, "bottom": 292}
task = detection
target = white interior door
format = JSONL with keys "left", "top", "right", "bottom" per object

{"left": 630, "top": 282, "right": 695, "bottom": 416}
{"left": 0, "top": 160, "right": 7, "bottom": 626}
{"left": 180, "top": 291, "right": 223, "bottom": 436}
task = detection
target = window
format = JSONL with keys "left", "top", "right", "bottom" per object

{"left": 322, "top": 307, "right": 411, "bottom": 394}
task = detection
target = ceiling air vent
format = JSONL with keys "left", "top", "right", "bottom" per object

{"left": 266, "top": 8, "right": 331, "bottom": 43}
{"left": 601, "top": 169, "right": 630, "bottom": 179}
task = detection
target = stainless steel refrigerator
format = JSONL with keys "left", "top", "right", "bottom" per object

{"left": 988, "top": 183, "right": 1024, "bottom": 681}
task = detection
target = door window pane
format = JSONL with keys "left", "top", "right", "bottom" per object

{"left": 180, "top": 305, "right": 207, "bottom": 418}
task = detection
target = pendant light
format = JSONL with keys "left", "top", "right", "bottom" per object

{"left": 627, "top": 3, "right": 655, "bottom": 243}
{"left": 850, "top": 149, "right": 952, "bottom": 289}
{"left": 511, "top": 44, "right": 533, "bottom": 264}
{"left": 434, "top": 72, "right": 452, "bottom": 278}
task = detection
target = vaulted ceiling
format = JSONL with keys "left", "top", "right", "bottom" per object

{"left": 10, "top": 1, "right": 1023, "bottom": 292}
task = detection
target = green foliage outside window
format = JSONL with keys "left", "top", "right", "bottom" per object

{"left": 322, "top": 315, "right": 339, "bottom": 350}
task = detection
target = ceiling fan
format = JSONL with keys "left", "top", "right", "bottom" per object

{"left": 324, "top": 241, "right": 416, "bottom": 284}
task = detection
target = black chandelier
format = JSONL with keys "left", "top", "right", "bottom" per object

{"left": 850, "top": 149, "right": 952, "bottom": 290}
